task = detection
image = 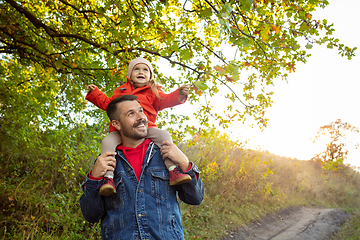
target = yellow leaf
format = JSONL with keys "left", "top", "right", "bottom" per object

{"left": 225, "top": 75, "right": 236, "bottom": 82}
{"left": 214, "top": 66, "right": 226, "bottom": 74}
{"left": 261, "top": 25, "right": 271, "bottom": 42}
{"left": 271, "top": 25, "right": 281, "bottom": 34}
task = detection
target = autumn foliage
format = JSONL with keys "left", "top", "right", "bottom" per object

{"left": 1, "top": 0, "right": 357, "bottom": 134}
{"left": 0, "top": 1, "right": 359, "bottom": 239}
{"left": 312, "top": 119, "right": 359, "bottom": 172}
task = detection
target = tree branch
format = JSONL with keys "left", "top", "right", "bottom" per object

{"left": 5, "top": 0, "right": 57, "bottom": 36}
{"left": 210, "top": 73, "right": 253, "bottom": 108}
{"left": 58, "top": 0, "right": 94, "bottom": 25}
{"left": 183, "top": 0, "right": 197, "bottom": 13}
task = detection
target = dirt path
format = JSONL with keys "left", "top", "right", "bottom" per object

{"left": 221, "top": 206, "right": 351, "bottom": 240}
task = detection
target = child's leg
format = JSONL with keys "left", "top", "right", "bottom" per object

{"left": 147, "top": 128, "right": 176, "bottom": 170}
{"left": 147, "top": 128, "right": 191, "bottom": 186}
{"left": 101, "top": 131, "right": 122, "bottom": 178}
{"left": 101, "top": 131, "right": 122, "bottom": 153}
{"left": 99, "top": 131, "right": 121, "bottom": 196}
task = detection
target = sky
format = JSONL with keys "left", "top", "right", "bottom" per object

{"left": 168, "top": 0, "right": 360, "bottom": 168}
{"left": 236, "top": 0, "right": 360, "bottom": 167}
{"left": 229, "top": 0, "right": 360, "bottom": 168}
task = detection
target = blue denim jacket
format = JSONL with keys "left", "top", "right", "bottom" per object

{"left": 80, "top": 142, "right": 204, "bottom": 240}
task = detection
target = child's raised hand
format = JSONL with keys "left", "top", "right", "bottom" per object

{"left": 180, "top": 84, "right": 190, "bottom": 96}
{"left": 87, "top": 84, "right": 97, "bottom": 94}
{"left": 180, "top": 84, "right": 190, "bottom": 102}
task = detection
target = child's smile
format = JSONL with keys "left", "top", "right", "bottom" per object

{"left": 130, "top": 63, "right": 151, "bottom": 86}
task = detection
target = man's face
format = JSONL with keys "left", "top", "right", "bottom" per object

{"left": 112, "top": 100, "right": 148, "bottom": 140}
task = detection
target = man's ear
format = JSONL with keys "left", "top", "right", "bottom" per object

{"left": 111, "top": 120, "right": 121, "bottom": 131}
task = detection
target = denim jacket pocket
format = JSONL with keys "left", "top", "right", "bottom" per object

{"left": 114, "top": 176, "right": 126, "bottom": 208}
{"left": 104, "top": 175, "right": 125, "bottom": 211}
{"left": 150, "top": 170, "right": 170, "bottom": 200}
{"left": 170, "top": 214, "right": 184, "bottom": 240}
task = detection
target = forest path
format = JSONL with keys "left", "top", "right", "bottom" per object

{"left": 221, "top": 206, "right": 351, "bottom": 240}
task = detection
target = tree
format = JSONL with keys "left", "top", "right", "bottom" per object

{"left": 0, "top": 1, "right": 358, "bottom": 238}
{"left": 0, "top": 0, "right": 357, "bottom": 143}
{"left": 312, "top": 119, "right": 359, "bottom": 171}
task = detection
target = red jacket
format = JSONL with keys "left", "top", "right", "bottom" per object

{"left": 86, "top": 78, "right": 186, "bottom": 132}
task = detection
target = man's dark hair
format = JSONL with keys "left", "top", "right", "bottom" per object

{"left": 107, "top": 95, "right": 139, "bottom": 121}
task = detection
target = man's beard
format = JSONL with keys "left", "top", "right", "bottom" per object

{"left": 121, "top": 120, "right": 149, "bottom": 140}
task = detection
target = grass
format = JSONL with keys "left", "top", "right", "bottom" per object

{"left": 331, "top": 209, "right": 360, "bottom": 239}
{"left": 1, "top": 127, "right": 360, "bottom": 239}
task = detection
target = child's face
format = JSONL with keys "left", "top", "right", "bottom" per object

{"left": 130, "top": 63, "right": 151, "bottom": 86}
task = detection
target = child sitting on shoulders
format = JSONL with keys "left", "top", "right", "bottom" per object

{"left": 86, "top": 57, "right": 192, "bottom": 196}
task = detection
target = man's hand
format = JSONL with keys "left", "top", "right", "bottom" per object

{"left": 91, "top": 152, "right": 117, "bottom": 178}
{"left": 179, "top": 84, "right": 190, "bottom": 102}
{"left": 160, "top": 141, "right": 190, "bottom": 172}
{"left": 86, "top": 84, "right": 97, "bottom": 94}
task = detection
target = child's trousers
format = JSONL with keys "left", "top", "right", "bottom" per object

{"left": 101, "top": 128, "right": 176, "bottom": 178}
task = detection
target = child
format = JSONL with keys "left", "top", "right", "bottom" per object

{"left": 86, "top": 57, "right": 192, "bottom": 196}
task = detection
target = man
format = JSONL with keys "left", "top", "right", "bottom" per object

{"left": 80, "top": 95, "right": 204, "bottom": 240}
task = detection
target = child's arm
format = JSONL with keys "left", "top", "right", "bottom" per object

{"left": 154, "top": 84, "right": 190, "bottom": 111}
{"left": 85, "top": 85, "right": 112, "bottom": 110}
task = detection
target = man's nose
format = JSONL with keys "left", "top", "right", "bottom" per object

{"left": 137, "top": 112, "right": 147, "bottom": 121}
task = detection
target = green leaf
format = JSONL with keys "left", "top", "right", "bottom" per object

{"left": 305, "top": 43, "right": 313, "bottom": 49}
{"left": 224, "top": 3, "right": 233, "bottom": 14}
{"left": 180, "top": 49, "right": 192, "bottom": 61}
{"left": 200, "top": 8, "right": 213, "bottom": 18}
{"left": 240, "top": 0, "right": 253, "bottom": 12}
{"left": 194, "top": 81, "right": 208, "bottom": 91}
{"left": 261, "top": 25, "right": 271, "bottom": 42}
{"left": 55, "top": 60, "right": 63, "bottom": 69}
{"left": 230, "top": 36, "right": 239, "bottom": 45}
{"left": 240, "top": 37, "right": 252, "bottom": 49}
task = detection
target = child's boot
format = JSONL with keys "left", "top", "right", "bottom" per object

{"left": 169, "top": 166, "right": 191, "bottom": 186}
{"left": 100, "top": 177, "right": 116, "bottom": 196}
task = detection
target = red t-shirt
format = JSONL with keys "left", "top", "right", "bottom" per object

{"left": 116, "top": 139, "right": 151, "bottom": 180}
